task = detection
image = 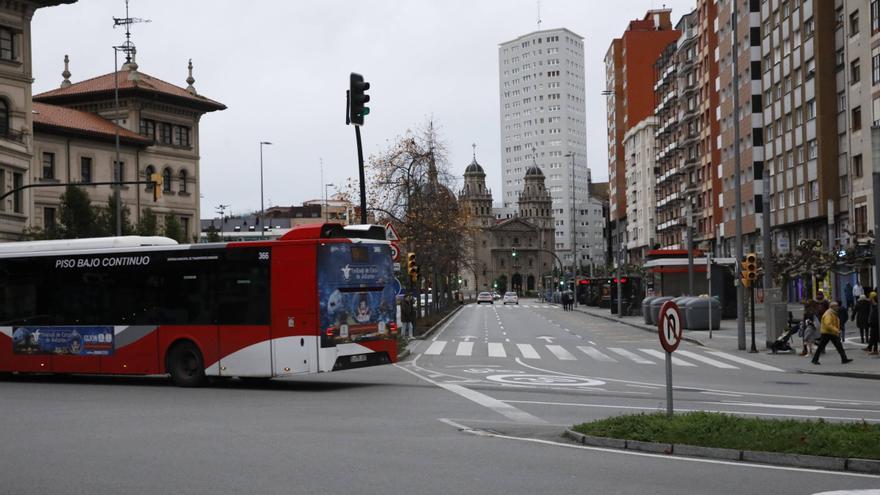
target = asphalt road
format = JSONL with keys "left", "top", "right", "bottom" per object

{"left": 1, "top": 301, "right": 878, "bottom": 494}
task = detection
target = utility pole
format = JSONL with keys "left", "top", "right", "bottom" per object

{"left": 872, "top": 127, "right": 880, "bottom": 288}
{"left": 732, "top": 0, "right": 746, "bottom": 350}
{"left": 687, "top": 200, "right": 694, "bottom": 295}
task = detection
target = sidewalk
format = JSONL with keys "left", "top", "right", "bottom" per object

{"left": 573, "top": 304, "right": 880, "bottom": 380}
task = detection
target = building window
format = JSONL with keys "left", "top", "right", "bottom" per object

{"left": 12, "top": 171, "right": 22, "bottom": 213}
{"left": 42, "top": 152, "right": 54, "bottom": 179}
{"left": 80, "top": 157, "right": 92, "bottom": 183}
{"left": 139, "top": 119, "right": 155, "bottom": 140}
{"left": 804, "top": 17, "right": 815, "bottom": 38}
{"left": 806, "top": 99, "right": 816, "bottom": 120}
{"left": 144, "top": 165, "right": 155, "bottom": 191}
{"left": 0, "top": 99, "right": 7, "bottom": 136}
{"left": 114, "top": 160, "right": 124, "bottom": 182}
{"left": 162, "top": 167, "right": 172, "bottom": 192}
{"left": 160, "top": 123, "right": 172, "bottom": 145}
{"left": 852, "top": 58, "right": 861, "bottom": 84}
{"left": 173, "top": 125, "right": 190, "bottom": 147}
{"left": 0, "top": 27, "right": 14, "bottom": 61}
{"left": 873, "top": 47, "right": 880, "bottom": 84}
{"left": 853, "top": 106, "right": 863, "bottom": 131}
{"left": 851, "top": 10, "right": 860, "bottom": 36}
{"left": 854, "top": 154, "right": 864, "bottom": 177}
{"left": 855, "top": 204, "right": 868, "bottom": 234}
{"left": 873, "top": 0, "right": 880, "bottom": 33}
{"left": 798, "top": 185, "right": 806, "bottom": 204}
{"left": 807, "top": 140, "right": 818, "bottom": 160}
{"left": 179, "top": 169, "right": 187, "bottom": 193}
{"left": 44, "top": 207, "right": 55, "bottom": 231}
{"left": 181, "top": 217, "right": 190, "bottom": 238}
{"left": 809, "top": 180, "right": 819, "bottom": 201}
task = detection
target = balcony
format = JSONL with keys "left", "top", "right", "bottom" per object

{"left": 0, "top": 127, "right": 25, "bottom": 144}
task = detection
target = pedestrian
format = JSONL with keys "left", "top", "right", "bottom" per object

{"left": 845, "top": 282, "right": 855, "bottom": 309}
{"left": 815, "top": 291, "right": 830, "bottom": 316}
{"left": 399, "top": 294, "right": 415, "bottom": 339}
{"left": 811, "top": 301, "right": 853, "bottom": 365}
{"left": 853, "top": 295, "right": 871, "bottom": 343}
{"left": 865, "top": 292, "right": 879, "bottom": 355}
{"left": 853, "top": 280, "right": 865, "bottom": 301}
{"left": 799, "top": 317, "right": 818, "bottom": 357}
{"left": 836, "top": 300, "right": 848, "bottom": 343}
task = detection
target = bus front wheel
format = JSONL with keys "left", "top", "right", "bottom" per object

{"left": 167, "top": 341, "right": 207, "bottom": 387}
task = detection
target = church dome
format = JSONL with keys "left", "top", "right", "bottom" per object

{"left": 525, "top": 165, "right": 543, "bottom": 177}
{"left": 465, "top": 157, "right": 484, "bottom": 174}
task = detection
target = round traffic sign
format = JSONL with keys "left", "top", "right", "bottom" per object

{"left": 658, "top": 300, "right": 683, "bottom": 353}
{"left": 389, "top": 243, "right": 400, "bottom": 262}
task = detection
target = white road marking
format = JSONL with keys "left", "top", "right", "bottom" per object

{"left": 609, "top": 347, "right": 655, "bottom": 364}
{"left": 564, "top": 328, "right": 572, "bottom": 333}
{"left": 703, "top": 401, "right": 823, "bottom": 411}
{"left": 516, "top": 344, "right": 541, "bottom": 359}
{"left": 588, "top": 340, "right": 596, "bottom": 345}
{"left": 505, "top": 338, "right": 510, "bottom": 342}
{"left": 425, "top": 341, "right": 447, "bottom": 355}
{"left": 488, "top": 342, "right": 507, "bottom": 358}
{"left": 394, "top": 366, "right": 545, "bottom": 423}
{"left": 546, "top": 345, "right": 577, "bottom": 360}
{"left": 577, "top": 346, "right": 617, "bottom": 362}
{"left": 639, "top": 349, "right": 697, "bottom": 367}
{"left": 705, "top": 350, "right": 785, "bottom": 372}
{"left": 700, "top": 391, "right": 743, "bottom": 398}
{"left": 676, "top": 350, "right": 739, "bottom": 369}
{"left": 456, "top": 342, "right": 474, "bottom": 356}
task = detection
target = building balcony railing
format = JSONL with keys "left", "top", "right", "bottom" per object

{"left": 0, "top": 127, "right": 26, "bottom": 144}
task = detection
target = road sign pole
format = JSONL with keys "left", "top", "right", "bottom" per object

{"left": 707, "top": 254, "right": 713, "bottom": 339}
{"left": 666, "top": 351, "right": 673, "bottom": 417}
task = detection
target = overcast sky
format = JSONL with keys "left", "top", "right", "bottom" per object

{"left": 31, "top": 0, "right": 694, "bottom": 218}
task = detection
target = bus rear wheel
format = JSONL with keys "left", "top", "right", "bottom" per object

{"left": 167, "top": 342, "right": 206, "bottom": 387}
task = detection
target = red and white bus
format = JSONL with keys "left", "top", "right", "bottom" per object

{"left": 0, "top": 223, "right": 398, "bottom": 386}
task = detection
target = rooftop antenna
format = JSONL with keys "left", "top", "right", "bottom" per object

{"left": 537, "top": 0, "right": 542, "bottom": 30}
{"left": 113, "top": 0, "right": 150, "bottom": 64}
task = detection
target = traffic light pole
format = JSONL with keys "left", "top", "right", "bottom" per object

{"left": 749, "top": 286, "right": 757, "bottom": 353}
{"left": 355, "top": 125, "right": 367, "bottom": 224}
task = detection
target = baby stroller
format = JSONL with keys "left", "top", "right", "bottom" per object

{"left": 770, "top": 313, "right": 800, "bottom": 354}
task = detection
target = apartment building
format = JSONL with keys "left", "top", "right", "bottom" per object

{"left": 624, "top": 117, "right": 657, "bottom": 263}
{"left": 605, "top": 10, "right": 681, "bottom": 263}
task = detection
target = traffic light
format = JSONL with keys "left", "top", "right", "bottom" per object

{"left": 741, "top": 252, "right": 758, "bottom": 288}
{"left": 349, "top": 72, "right": 370, "bottom": 126}
{"left": 150, "top": 172, "right": 163, "bottom": 201}
{"left": 407, "top": 252, "right": 418, "bottom": 281}
{"left": 511, "top": 250, "right": 517, "bottom": 258}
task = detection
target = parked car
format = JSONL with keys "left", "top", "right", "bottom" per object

{"left": 492, "top": 292, "right": 501, "bottom": 300}
{"left": 503, "top": 292, "right": 519, "bottom": 305}
{"left": 477, "top": 292, "right": 494, "bottom": 304}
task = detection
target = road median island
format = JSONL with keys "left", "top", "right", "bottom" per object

{"left": 567, "top": 412, "right": 880, "bottom": 474}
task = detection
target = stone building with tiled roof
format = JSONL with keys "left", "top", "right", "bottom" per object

{"left": 28, "top": 54, "right": 225, "bottom": 241}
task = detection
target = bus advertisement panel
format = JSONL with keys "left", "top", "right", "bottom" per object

{"left": 318, "top": 242, "right": 397, "bottom": 346}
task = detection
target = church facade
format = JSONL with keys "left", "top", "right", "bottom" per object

{"left": 459, "top": 156, "right": 556, "bottom": 296}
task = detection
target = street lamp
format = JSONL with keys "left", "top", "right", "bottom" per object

{"left": 259, "top": 141, "right": 272, "bottom": 238}
{"left": 324, "top": 183, "right": 334, "bottom": 222}
{"left": 565, "top": 152, "right": 578, "bottom": 287}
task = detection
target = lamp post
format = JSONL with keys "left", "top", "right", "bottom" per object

{"left": 324, "top": 183, "right": 334, "bottom": 222}
{"left": 259, "top": 141, "right": 272, "bottom": 238}
{"left": 565, "top": 151, "right": 578, "bottom": 304}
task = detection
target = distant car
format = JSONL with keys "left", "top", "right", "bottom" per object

{"left": 477, "top": 292, "right": 494, "bottom": 304}
{"left": 493, "top": 292, "right": 501, "bottom": 300}
{"left": 503, "top": 292, "right": 519, "bottom": 305}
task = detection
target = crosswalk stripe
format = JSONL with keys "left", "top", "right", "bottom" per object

{"left": 639, "top": 349, "right": 697, "bottom": 367}
{"left": 676, "top": 350, "right": 739, "bottom": 369}
{"left": 609, "top": 347, "right": 656, "bottom": 364}
{"left": 456, "top": 342, "right": 474, "bottom": 356}
{"left": 516, "top": 343, "right": 541, "bottom": 359}
{"left": 425, "top": 341, "right": 447, "bottom": 355}
{"left": 577, "top": 346, "right": 617, "bottom": 362}
{"left": 546, "top": 345, "right": 577, "bottom": 360}
{"left": 488, "top": 342, "right": 507, "bottom": 358}
{"left": 705, "top": 350, "right": 785, "bottom": 372}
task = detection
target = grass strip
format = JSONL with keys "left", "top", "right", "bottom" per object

{"left": 573, "top": 412, "right": 880, "bottom": 460}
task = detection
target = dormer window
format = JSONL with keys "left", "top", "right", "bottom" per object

{"left": 0, "top": 27, "right": 14, "bottom": 61}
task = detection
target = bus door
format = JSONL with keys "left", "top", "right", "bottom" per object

{"left": 270, "top": 244, "right": 316, "bottom": 376}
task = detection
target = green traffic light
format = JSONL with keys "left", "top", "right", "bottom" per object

{"left": 361, "top": 107, "right": 370, "bottom": 116}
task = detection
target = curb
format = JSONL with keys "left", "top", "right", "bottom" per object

{"left": 563, "top": 430, "right": 880, "bottom": 474}
{"left": 573, "top": 308, "right": 705, "bottom": 347}
{"left": 795, "top": 369, "right": 880, "bottom": 381}
{"left": 397, "top": 305, "right": 464, "bottom": 360}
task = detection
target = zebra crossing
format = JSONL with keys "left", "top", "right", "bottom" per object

{"left": 471, "top": 304, "right": 557, "bottom": 309}
{"left": 421, "top": 340, "right": 785, "bottom": 372}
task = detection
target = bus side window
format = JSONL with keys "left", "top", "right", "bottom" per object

{"left": 216, "top": 248, "right": 270, "bottom": 325}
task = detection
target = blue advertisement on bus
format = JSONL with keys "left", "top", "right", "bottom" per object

{"left": 12, "top": 326, "right": 114, "bottom": 356}
{"left": 317, "top": 242, "right": 395, "bottom": 345}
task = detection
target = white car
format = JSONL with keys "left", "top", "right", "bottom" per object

{"left": 477, "top": 292, "right": 494, "bottom": 304}
{"left": 503, "top": 292, "right": 519, "bottom": 305}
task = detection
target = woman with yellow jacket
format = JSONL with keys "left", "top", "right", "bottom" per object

{"left": 812, "top": 301, "right": 853, "bottom": 365}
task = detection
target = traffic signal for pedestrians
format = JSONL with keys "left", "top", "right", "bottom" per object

{"left": 349, "top": 72, "right": 370, "bottom": 126}
{"left": 407, "top": 252, "right": 418, "bottom": 281}
{"left": 741, "top": 252, "right": 758, "bottom": 288}
{"left": 151, "top": 172, "right": 163, "bottom": 201}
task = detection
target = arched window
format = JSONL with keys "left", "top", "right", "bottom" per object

{"left": 144, "top": 165, "right": 155, "bottom": 191}
{"left": 162, "top": 167, "right": 172, "bottom": 192}
{"left": 179, "top": 169, "right": 188, "bottom": 193}
{"left": 0, "top": 99, "right": 8, "bottom": 135}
